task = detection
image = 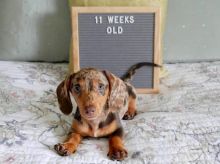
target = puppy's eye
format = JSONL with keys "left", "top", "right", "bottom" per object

{"left": 98, "top": 83, "right": 105, "bottom": 91}
{"left": 73, "top": 84, "right": 81, "bottom": 93}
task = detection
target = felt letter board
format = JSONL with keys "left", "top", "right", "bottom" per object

{"left": 71, "top": 7, "right": 161, "bottom": 93}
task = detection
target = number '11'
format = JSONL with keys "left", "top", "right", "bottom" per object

{"left": 95, "top": 16, "right": 103, "bottom": 24}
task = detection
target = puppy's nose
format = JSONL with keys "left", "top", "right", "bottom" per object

{"left": 85, "top": 106, "right": 95, "bottom": 116}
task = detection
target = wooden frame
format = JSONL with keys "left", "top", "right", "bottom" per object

{"left": 70, "top": 7, "right": 161, "bottom": 94}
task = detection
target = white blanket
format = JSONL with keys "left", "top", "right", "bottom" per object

{"left": 0, "top": 61, "right": 220, "bottom": 164}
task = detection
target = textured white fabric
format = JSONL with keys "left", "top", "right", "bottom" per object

{"left": 0, "top": 61, "right": 220, "bottom": 163}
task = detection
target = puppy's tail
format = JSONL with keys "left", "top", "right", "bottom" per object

{"left": 121, "top": 62, "right": 162, "bottom": 82}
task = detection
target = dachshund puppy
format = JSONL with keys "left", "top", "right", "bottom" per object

{"left": 54, "top": 63, "right": 160, "bottom": 161}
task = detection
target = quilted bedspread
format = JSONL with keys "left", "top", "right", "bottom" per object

{"left": 0, "top": 61, "right": 220, "bottom": 164}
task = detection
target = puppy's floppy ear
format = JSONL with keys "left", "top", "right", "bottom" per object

{"left": 103, "top": 70, "right": 125, "bottom": 110}
{"left": 103, "top": 70, "right": 115, "bottom": 94}
{"left": 56, "top": 74, "right": 74, "bottom": 115}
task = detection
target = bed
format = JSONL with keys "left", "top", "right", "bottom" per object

{"left": 0, "top": 61, "right": 220, "bottom": 163}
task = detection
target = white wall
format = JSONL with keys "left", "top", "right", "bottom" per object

{"left": 0, "top": 0, "right": 220, "bottom": 62}
{"left": 164, "top": 0, "right": 220, "bottom": 63}
{"left": 0, "top": 0, "right": 70, "bottom": 62}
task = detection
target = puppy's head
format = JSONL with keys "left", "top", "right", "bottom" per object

{"left": 57, "top": 68, "right": 114, "bottom": 120}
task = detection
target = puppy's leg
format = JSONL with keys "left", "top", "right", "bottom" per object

{"left": 54, "top": 132, "right": 82, "bottom": 156}
{"left": 123, "top": 96, "right": 137, "bottom": 120}
{"left": 108, "top": 128, "right": 127, "bottom": 161}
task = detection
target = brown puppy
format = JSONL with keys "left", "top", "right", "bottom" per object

{"left": 54, "top": 68, "right": 137, "bottom": 161}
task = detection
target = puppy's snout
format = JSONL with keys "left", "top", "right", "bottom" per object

{"left": 85, "top": 106, "right": 95, "bottom": 116}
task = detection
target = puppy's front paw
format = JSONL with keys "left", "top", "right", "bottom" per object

{"left": 123, "top": 111, "right": 136, "bottom": 120}
{"left": 54, "top": 143, "right": 76, "bottom": 156}
{"left": 107, "top": 146, "right": 128, "bottom": 161}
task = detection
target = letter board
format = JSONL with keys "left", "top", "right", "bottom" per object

{"left": 71, "top": 7, "right": 161, "bottom": 93}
